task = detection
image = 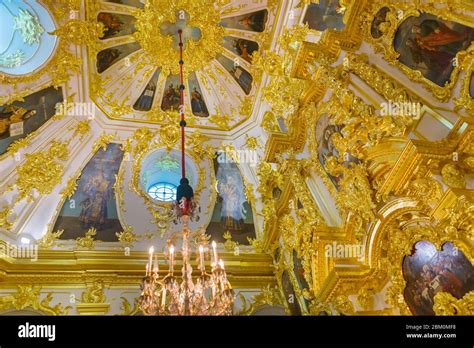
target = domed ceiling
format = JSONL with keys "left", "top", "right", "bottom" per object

{"left": 86, "top": 0, "right": 279, "bottom": 131}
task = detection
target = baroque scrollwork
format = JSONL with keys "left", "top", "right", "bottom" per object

{"left": 433, "top": 291, "right": 474, "bottom": 315}
{"left": 8, "top": 140, "right": 70, "bottom": 201}
{"left": 0, "top": 286, "right": 71, "bottom": 315}
{"left": 237, "top": 285, "right": 286, "bottom": 316}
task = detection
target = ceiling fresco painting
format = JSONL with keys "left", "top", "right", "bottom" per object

{"left": 86, "top": 0, "right": 277, "bottom": 130}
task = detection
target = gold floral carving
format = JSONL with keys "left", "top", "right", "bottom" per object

{"left": 356, "top": 286, "right": 376, "bottom": 311}
{"left": 81, "top": 281, "right": 107, "bottom": 304}
{"left": 433, "top": 291, "right": 474, "bottom": 315}
{"left": 116, "top": 225, "right": 139, "bottom": 247}
{"left": 404, "top": 177, "right": 443, "bottom": 211}
{"left": 223, "top": 231, "right": 239, "bottom": 252}
{"left": 237, "top": 285, "right": 286, "bottom": 316}
{"left": 187, "top": 131, "right": 213, "bottom": 159}
{"left": 244, "top": 136, "right": 258, "bottom": 150}
{"left": 247, "top": 237, "right": 265, "bottom": 253}
{"left": 40, "top": 0, "right": 81, "bottom": 19}
{"left": 51, "top": 20, "right": 104, "bottom": 45}
{"left": 441, "top": 163, "right": 466, "bottom": 189}
{"left": 158, "top": 124, "right": 181, "bottom": 151}
{"left": 0, "top": 206, "right": 14, "bottom": 230}
{"left": 76, "top": 228, "right": 97, "bottom": 250}
{"left": 120, "top": 297, "right": 140, "bottom": 316}
{"left": 333, "top": 295, "right": 356, "bottom": 315}
{"left": 5, "top": 133, "right": 35, "bottom": 158}
{"left": 325, "top": 156, "right": 376, "bottom": 228}
{"left": 455, "top": 50, "right": 474, "bottom": 115}
{"left": 114, "top": 161, "right": 126, "bottom": 214}
{"left": 133, "top": 0, "right": 227, "bottom": 77}
{"left": 92, "top": 133, "right": 116, "bottom": 153}
{"left": 343, "top": 52, "right": 420, "bottom": 105}
{"left": 38, "top": 229, "right": 64, "bottom": 249}
{"left": 60, "top": 176, "right": 79, "bottom": 200}
{"left": 9, "top": 141, "right": 70, "bottom": 200}
{"left": 71, "top": 120, "right": 91, "bottom": 141}
{"left": 0, "top": 286, "right": 71, "bottom": 315}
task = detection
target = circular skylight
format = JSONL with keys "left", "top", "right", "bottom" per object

{"left": 147, "top": 182, "right": 177, "bottom": 202}
{"left": 139, "top": 149, "right": 198, "bottom": 204}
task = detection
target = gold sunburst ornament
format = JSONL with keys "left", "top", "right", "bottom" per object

{"left": 134, "top": 0, "right": 228, "bottom": 77}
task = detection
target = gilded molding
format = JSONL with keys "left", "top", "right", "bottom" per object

{"left": 433, "top": 291, "right": 474, "bottom": 315}
{"left": 0, "top": 286, "right": 71, "bottom": 315}
{"left": 237, "top": 285, "right": 286, "bottom": 315}
{"left": 8, "top": 140, "right": 70, "bottom": 201}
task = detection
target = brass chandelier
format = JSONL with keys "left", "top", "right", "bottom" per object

{"left": 138, "top": 30, "right": 234, "bottom": 316}
{"left": 139, "top": 216, "right": 234, "bottom": 316}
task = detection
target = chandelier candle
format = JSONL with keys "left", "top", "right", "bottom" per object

{"left": 169, "top": 245, "right": 175, "bottom": 274}
{"left": 212, "top": 241, "right": 218, "bottom": 266}
{"left": 148, "top": 246, "right": 153, "bottom": 271}
{"left": 153, "top": 254, "right": 158, "bottom": 273}
{"left": 199, "top": 245, "right": 204, "bottom": 272}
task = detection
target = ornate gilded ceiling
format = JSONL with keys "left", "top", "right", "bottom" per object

{"left": 0, "top": 0, "right": 473, "bottom": 318}
{"left": 85, "top": 0, "right": 279, "bottom": 131}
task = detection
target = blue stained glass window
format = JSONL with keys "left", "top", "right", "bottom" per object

{"left": 147, "top": 182, "right": 177, "bottom": 202}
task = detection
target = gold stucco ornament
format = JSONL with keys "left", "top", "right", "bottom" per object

{"left": 134, "top": 0, "right": 227, "bottom": 77}
{"left": 433, "top": 292, "right": 474, "bottom": 315}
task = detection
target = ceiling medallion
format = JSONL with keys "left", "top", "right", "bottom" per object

{"left": 134, "top": 0, "right": 228, "bottom": 77}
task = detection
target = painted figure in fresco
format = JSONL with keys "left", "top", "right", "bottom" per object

{"left": 135, "top": 80, "right": 156, "bottom": 111}
{"left": 412, "top": 20, "right": 470, "bottom": 54}
{"left": 396, "top": 15, "right": 473, "bottom": 87}
{"left": 303, "top": 0, "right": 346, "bottom": 32}
{"left": 232, "top": 38, "right": 258, "bottom": 63}
{"left": 207, "top": 157, "right": 256, "bottom": 244}
{"left": 316, "top": 114, "right": 361, "bottom": 190}
{"left": 97, "top": 48, "right": 121, "bottom": 73}
{"left": 230, "top": 66, "right": 252, "bottom": 94}
{"left": 217, "top": 174, "right": 247, "bottom": 231}
{"left": 161, "top": 83, "right": 181, "bottom": 111}
{"left": 406, "top": 20, "right": 470, "bottom": 77}
{"left": 293, "top": 250, "right": 310, "bottom": 291}
{"left": 403, "top": 241, "right": 474, "bottom": 315}
{"left": 316, "top": 116, "right": 344, "bottom": 187}
{"left": 370, "top": 7, "right": 390, "bottom": 39}
{"left": 79, "top": 170, "right": 111, "bottom": 230}
{"left": 190, "top": 87, "right": 208, "bottom": 116}
{"left": 98, "top": 13, "right": 124, "bottom": 39}
{"left": 0, "top": 106, "right": 37, "bottom": 138}
{"left": 238, "top": 11, "right": 267, "bottom": 32}
{"left": 0, "top": 87, "right": 63, "bottom": 155}
{"left": 53, "top": 144, "right": 123, "bottom": 241}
